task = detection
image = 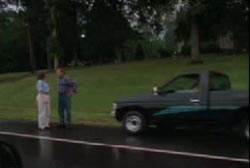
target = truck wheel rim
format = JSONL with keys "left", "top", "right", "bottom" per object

{"left": 126, "top": 115, "right": 142, "bottom": 133}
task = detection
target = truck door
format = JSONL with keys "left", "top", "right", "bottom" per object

{"left": 208, "top": 72, "right": 236, "bottom": 126}
{"left": 154, "top": 73, "right": 210, "bottom": 126}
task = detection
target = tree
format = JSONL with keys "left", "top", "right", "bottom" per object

{"left": 1, "top": 0, "right": 248, "bottom": 73}
{"left": 0, "top": 10, "right": 30, "bottom": 72}
{"left": 133, "top": 0, "right": 249, "bottom": 62}
{"left": 135, "top": 44, "right": 145, "bottom": 60}
{"left": 5, "top": 0, "right": 49, "bottom": 72}
{"left": 43, "top": 0, "right": 88, "bottom": 68}
{"left": 85, "top": 0, "right": 137, "bottom": 64}
{"left": 176, "top": 0, "right": 249, "bottom": 61}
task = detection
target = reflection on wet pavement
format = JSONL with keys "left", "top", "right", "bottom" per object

{"left": 38, "top": 131, "right": 53, "bottom": 160}
{"left": 0, "top": 121, "right": 249, "bottom": 168}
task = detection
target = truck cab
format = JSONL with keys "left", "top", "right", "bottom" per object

{"left": 112, "top": 72, "right": 249, "bottom": 139}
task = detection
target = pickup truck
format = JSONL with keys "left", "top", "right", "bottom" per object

{"left": 112, "top": 71, "right": 249, "bottom": 139}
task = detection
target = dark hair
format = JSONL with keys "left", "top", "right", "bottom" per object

{"left": 37, "top": 72, "right": 46, "bottom": 80}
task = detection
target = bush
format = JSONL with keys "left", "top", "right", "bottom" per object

{"left": 179, "top": 42, "right": 240, "bottom": 56}
{"left": 180, "top": 45, "right": 191, "bottom": 56}
{"left": 135, "top": 44, "right": 145, "bottom": 60}
{"left": 200, "top": 42, "right": 220, "bottom": 54}
{"left": 158, "top": 47, "right": 173, "bottom": 58}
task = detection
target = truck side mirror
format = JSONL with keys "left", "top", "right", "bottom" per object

{"left": 153, "top": 87, "right": 159, "bottom": 95}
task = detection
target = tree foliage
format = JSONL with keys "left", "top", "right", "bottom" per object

{"left": 0, "top": 0, "right": 249, "bottom": 72}
{"left": 85, "top": 0, "right": 138, "bottom": 64}
{"left": 0, "top": 11, "right": 29, "bottom": 72}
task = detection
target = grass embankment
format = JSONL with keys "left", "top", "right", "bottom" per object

{"left": 0, "top": 72, "right": 29, "bottom": 83}
{"left": 0, "top": 54, "right": 249, "bottom": 126}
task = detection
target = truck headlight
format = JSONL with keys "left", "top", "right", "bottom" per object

{"left": 112, "top": 103, "right": 118, "bottom": 111}
{"left": 111, "top": 103, "right": 118, "bottom": 117}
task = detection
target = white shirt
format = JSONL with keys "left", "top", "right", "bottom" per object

{"left": 37, "top": 80, "right": 50, "bottom": 93}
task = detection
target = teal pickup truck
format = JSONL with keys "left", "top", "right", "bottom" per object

{"left": 112, "top": 71, "right": 249, "bottom": 139}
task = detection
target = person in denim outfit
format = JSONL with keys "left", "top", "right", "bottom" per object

{"left": 56, "top": 68, "right": 77, "bottom": 128}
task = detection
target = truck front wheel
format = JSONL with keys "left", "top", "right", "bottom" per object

{"left": 122, "top": 111, "right": 147, "bottom": 135}
{"left": 240, "top": 119, "right": 249, "bottom": 140}
{"left": 243, "top": 122, "right": 249, "bottom": 140}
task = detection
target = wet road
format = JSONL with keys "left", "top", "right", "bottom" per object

{"left": 0, "top": 121, "right": 249, "bottom": 168}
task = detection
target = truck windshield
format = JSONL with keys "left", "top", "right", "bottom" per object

{"left": 209, "top": 73, "right": 231, "bottom": 91}
{"left": 160, "top": 74, "right": 200, "bottom": 93}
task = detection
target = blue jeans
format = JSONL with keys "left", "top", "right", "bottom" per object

{"left": 58, "top": 94, "right": 72, "bottom": 125}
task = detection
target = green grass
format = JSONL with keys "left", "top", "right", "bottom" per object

{"left": 0, "top": 54, "right": 249, "bottom": 126}
{"left": 0, "top": 72, "right": 29, "bottom": 83}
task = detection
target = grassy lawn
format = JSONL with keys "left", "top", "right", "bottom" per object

{"left": 0, "top": 54, "right": 249, "bottom": 126}
{"left": 0, "top": 72, "right": 30, "bottom": 83}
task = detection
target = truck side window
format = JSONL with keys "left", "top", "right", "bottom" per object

{"left": 209, "top": 73, "right": 231, "bottom": 91}
{"left": 160, "top": 74, "right": 200, "bottom": 93}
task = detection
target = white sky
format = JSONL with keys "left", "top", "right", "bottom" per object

{"left": 5, "top": 4, "right": 22, "bottom": 11}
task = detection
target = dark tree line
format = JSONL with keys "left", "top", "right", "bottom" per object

{"left": 0, "top": 0, "right": 249, "bottom": 73}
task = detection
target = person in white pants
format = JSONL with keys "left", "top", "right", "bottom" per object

{"left": 36, "top": 72, "right": 51, "bottom": 130}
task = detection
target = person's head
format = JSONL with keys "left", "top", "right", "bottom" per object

{"left": 56, "top": 68, "right": 65, "bottom": 78}
{"left": 37, "top": 72, "right": 48, "bottom": 80}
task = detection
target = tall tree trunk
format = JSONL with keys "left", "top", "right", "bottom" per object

{"left": 190, "top": 19, "right": 202, "bottom": 63}
{"left": 120, "top": 46, "right": 126, "bottom": 63}
{"left": 46, "top": 39, "right": 52, "bottom": 70}
{"left": 73, "top": 51, "right": 78, "bottom": 66}
{"left": 27, "top": 23, "right": 36, "bottom": 73}
{"left": 43, "top": 0, "right": 52, "bottom": 70}
{"left": 46, "top": 1, "right": 62, "bottom": 69}
{"left": 72, "top": 3, "right": 79, "bottom": 67}
{"left": 54, "top": 54, "right": 59, "bottom": 69}
{"left": 51, "top": 6, "right": 59, "bottom": 68}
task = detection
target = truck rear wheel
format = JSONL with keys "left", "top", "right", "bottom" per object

{"left": 122, "top": 111, "right": 147, "bottom": 135}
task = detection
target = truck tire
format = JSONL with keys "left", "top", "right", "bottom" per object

{"left": 122, "top": 111, "right": 147, "bottom": 135}
{"left": 240, "top": 119, "right": 249, "bottom": 140}
{"left": 243, "top": 122, "right": 249, "bottom": 140}
{"left": 0, "top": 142, "right": 22, "bottom": 168}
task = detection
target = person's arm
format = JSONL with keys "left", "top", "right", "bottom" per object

{"left": 65, "top": 78, "right": 75, "bottom": 87}
{"left": 65, "top": 77, "right": 77, "bottom": 94}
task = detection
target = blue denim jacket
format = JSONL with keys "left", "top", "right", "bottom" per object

{"left": 58, "top": 76, "right": 75, "bottom": 95}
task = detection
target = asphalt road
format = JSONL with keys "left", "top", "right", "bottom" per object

{"left": 0, "top": 121, "right": 249, "bottom": 168}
